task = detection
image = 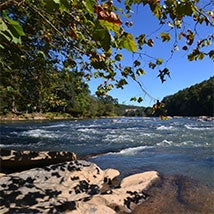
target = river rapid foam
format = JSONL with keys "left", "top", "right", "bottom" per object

{"left": 0, "top": 117, "right": 213, "bottom": 187}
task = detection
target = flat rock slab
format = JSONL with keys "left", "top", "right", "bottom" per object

{"left": 0, "top": 160, "right": 159, "bottom": 213}
{"left": 0, "top": 149, "right": 77, "bottom": 173}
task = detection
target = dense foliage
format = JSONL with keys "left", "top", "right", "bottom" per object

{"left": 0, "top": 65, "right": 122, "bottom": 117}
{"left": 0, "top": 0, "right": 213, "bottom": 116}
{"left": 162, "top": 77, "right": 214, "bottom": 116}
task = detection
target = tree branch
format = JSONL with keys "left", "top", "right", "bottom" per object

{"left": 25, "top": 3, "right": 86, "bottom": 55}
{"left": 0, "top": 0, "right": 24, "bottom": 11}
{"left": 133, "top": 77, "right": 158, "bottom": 102}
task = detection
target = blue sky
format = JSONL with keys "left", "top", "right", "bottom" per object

{"left": 89, "top": 2, "right": 214, "bottom": 107}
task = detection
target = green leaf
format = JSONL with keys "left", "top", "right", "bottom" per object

{"left": 208, "top": 50, "right": 214, "bottom": 60}
{"left": 11, "top": 36, "right": 22, "bottom": 44}
{"left": 156, "top": 58, "right": 163, "bottom": 65}
{"left": 186, "top": 31, "right": 194, "bottom": 45}
{"left": 106, "top": 83, "right": 114, "bottom": 91}
{"left": 137, "top": 34, "right": 146, "bottom": 47}
{"left": 44, "top": 0, "right": 59, "bottom": 12}
{"left": 177, "top": 1, "right": 195, "bottom": 17}
{"left": 0, "top": 18, "right": 8, "bottom": 31}
{"left": 149, "top": 62, "right": 156, "bottom": 69}
{"left": 59, "top": 0, "right": 70, "bottom": 13}
{"left": 116, "top": 79, "right": 128, "bottom": 88}
{"left": 158, "top": 68, "right": 170, "bottom": 83}
{"left": 6, "top": 18, "right": 25, "bottom": 37}
{"left": 136, "top": 68, "right": 146, "bottom": 75}
{"left": 198, "top": 52, "right": 205, "bottom": 60}
{"left": 99, "top": 20, "right": 120, "bottom": 34}
{"left": 122, "top": 66, "right": 132, "bottom": 77}
{"left": 91, "top": 60, "right": 107, "bottom": 70}
{"left": 160, "top": 32, "right": 171, "bottom": 42}
{"left": 93, "top": 23, "right": 111, "bottom": 52}
{"left": 137, "top": 97, "right": 143, "bottom": 103}
{"left": 147, "top": 39, "right": 154, "bottom": 47}
{"left": 119, "top": 33, "right": 137, "bottom": 52}
{"left": 151, "top": 3, "right": 162, "bottom": 19}
{"left": 130, "top": 97, "right": 137, "bottom": 102}
{"left": 134, "top": 60, "right": 141, "bottom": 67}
{"left": 84, "top": 0, "right": 97, "bottom": 15}
{"left": 53, "top": 0, "right": 60, "bottom": 4}
{"left": 0, "top": 31, "right": 11, "bottom": 42}
{"left": 188, "top": 53, "right": 197, "bottom": 61}
{"left": 0, "top": 17, "right": 25, "bottom": 44}
{"left": 115, "top": 53, "right": 123, "bottom": 61}
{"left": 6, "top": 86, "right": 14, "bottom": 92}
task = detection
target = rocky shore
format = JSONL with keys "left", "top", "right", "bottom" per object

{"left": 0, "top": 113, "right": 73, "bottom": 121}
{"left": 1, "top": 149, "right": 214, "bottom": 213}
{"left": 0, "top": 149, "right": 160, "bottom": 213}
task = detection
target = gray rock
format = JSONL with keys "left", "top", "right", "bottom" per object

{"left": 0, "top": 149, "right": 77, "bottom": 173}
{"left": 0, "top": 158, "right": 159, "bottom": 213}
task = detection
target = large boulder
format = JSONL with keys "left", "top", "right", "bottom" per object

{"left": 0, "top": 149, "right": 77, "bottom": 173}
{"left": 74, "top": 171, "right": 159, "bottom": 213}
{"left": 0, "top": 159, "right": 159, "bottom": 213}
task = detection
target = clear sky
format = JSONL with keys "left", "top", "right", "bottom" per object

{"left": 89, "top": 2, "right": 214, "bottom": 107}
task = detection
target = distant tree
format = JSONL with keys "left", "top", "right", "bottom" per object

{"left": 162, "top": 77, "right": 214, "bottom": 116}
{"left": 96, "top": 95, "right": 119, "bottom": 116}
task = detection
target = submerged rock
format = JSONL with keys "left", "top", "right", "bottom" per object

{"left": 132, "top": 175, "right": 214, "bottom": 214}
{"left": 0, "top": 158, "right": 159, "bottom": 213}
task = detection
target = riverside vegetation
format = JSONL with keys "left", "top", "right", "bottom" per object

{"left": 163, "top": 76, "right": 214, "bottom": 117}
{"left": 1, "top": 76, "right": 213, "bottom": 120}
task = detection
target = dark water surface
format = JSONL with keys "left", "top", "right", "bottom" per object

{"left": 1, "top": 117, "right": 213, "bottom": 187}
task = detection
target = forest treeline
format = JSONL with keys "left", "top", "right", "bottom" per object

{"left": 0, "top": 66, "right": 149, "bottom": 118}
{"left": 162, "top": 77, "right": 214, "bottom": 116}
{"left": 0, "top": 64, "right": 213, "bottom": 118}
{"left": 0, "top": 68, "right": 111, "bottom": 117}
{"left": 1, "top": 1, "right": 213, "bottom": 119}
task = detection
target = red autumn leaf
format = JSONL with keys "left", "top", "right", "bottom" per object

{"left": 95, "top": 4, "right": 122, "bottom": 26}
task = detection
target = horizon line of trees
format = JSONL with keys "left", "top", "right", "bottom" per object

{"left": 0, "top": 67, "right": 123, "bottom": 118}
{"left": 1, "top": 67, "right": 213, "bottom": 118}
{"left": 162, "top": 76, "right": 214, "bottom": 116}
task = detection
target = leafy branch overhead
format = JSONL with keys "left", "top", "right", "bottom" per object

{"left": 0, "top": 0, "right": 213, "bottom": 103}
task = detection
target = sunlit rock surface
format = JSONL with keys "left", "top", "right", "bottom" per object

{"left": 0, "top": 149, "right": 77, "bottom": 173}
{"left": 0, "top": 151, "right": 159, "bottom": 213}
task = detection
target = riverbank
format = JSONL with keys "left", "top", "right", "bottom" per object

{"left": 0, "top": 112, "right": 125, "bottom": 122}
{"left": 1, "top": 112, "right": 213, "bottom": 122}
{"left": 1, "top": 149, "right": 213, "bottom": 213}
{"left": 0, "top": 149, "right": 160, "bottom": 213}
{"left": 0, "top": 112, "right": 77, "bottom": 121}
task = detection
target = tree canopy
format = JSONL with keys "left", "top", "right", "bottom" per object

{"left": 0, "top": 0, "right": 213, "bottom": 114}
{"left": 162, "top": 76, "right": 214, "bottom": 116}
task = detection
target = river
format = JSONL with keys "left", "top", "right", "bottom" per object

{"left": 0, "top": 117, "right": 213, "bottom": 187}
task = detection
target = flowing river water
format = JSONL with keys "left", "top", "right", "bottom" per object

{"left": 1, "top": 117, "right": 214, "bottom": 213}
